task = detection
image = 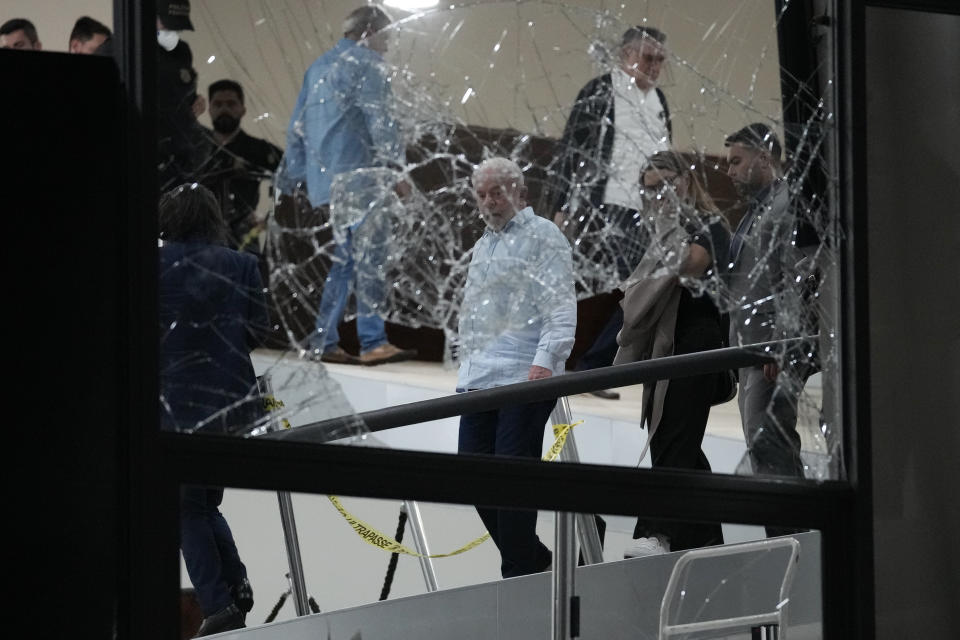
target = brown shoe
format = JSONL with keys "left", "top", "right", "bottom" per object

{"left": 315, "top": 346, "right": 361, "bottom": 365}
{"left": 359, "top": 343, "right": 417, "bottom": 366}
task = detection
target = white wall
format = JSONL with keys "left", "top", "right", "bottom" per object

{"left": 4, "top": 1, "right": 783, "bottom": 155}
{"left": 184, "top": 0, "right": 782, "bottom": 155}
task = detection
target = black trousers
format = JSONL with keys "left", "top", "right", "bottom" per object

{"left": 633, "top": 318, "right": 725, "bottom": 551}
{"left": 180, "top": 486, "right": 248, "bottom": 615}
{"left": 458, "top": 397, "right": 556, "bottom": 578}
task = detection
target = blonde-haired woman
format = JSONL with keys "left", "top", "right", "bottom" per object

{"left": 617, "top": 150, "right": 731, "bottom": 557}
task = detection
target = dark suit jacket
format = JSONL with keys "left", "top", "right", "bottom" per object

{"left": 727, "top": 181, "right": 803, "bottom": 346}
{"left": 196, "top": 128, "right": 283, "bottom": 249}
{"left": 547, "top": 73, "right": 672, "bottom": 214}
{"left": 159, "top": 240, "right": 269, "bottom": 432}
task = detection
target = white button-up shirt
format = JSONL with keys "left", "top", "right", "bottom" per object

{"left": 457, "top": 207, "right": 577, "bottom": 390}
{"left": 603, "top": 68, "right": 670, "bottom": 208}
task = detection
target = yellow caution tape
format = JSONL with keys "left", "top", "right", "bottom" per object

{"left": 542, "top": 420, "right": 584, "bottom": 462}
{"left": 328, "top": 420, "right": 585, "bottom": 557}
{"left": 328, "top": 496, "right": 490, "bottom": 558}
{"left": 237, "top": 226, "right": 261, "bottom": 252}
{"left": 262, "top": 395, "right": 292, "bottom": 430}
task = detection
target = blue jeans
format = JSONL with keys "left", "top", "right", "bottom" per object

{"left": 180, "top": 486, "right": 247, "bottom": 616}
{"left": 458, "top": 395, "right": 556, "bottom": 578}
{"left": 310, "top": 228, "right": 388, "bottom": 354}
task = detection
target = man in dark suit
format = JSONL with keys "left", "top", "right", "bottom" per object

{"left": 725, "top": 123, "right": 812, "bottom": 480}
{"left": 197, "top": 79, "right": 282, "bottom": 255}
{"left": 549, "top": 26, "right": 672, "bottom": 399}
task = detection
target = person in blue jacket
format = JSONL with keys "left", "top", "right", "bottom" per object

{"left": 159, "top": 182, "right": 268, "bottom": 635}
{"left": 276, "top": 5, "right": 416, "bottom": 366}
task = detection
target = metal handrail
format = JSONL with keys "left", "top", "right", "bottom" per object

{"left": 264, "top": 337, "right": 813, "bottom": 443}
{"left": 552, "top": 397, "right": 604, "bottom": 566}
{"left": 257, "top": 336, "right": 812, "bottom": 628}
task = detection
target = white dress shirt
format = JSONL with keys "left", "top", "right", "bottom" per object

{"left": 457, "top": 207, "right": 577, "bottom": 390}
{"left": 603, "top": 68, "right": 670, "bottom": 208}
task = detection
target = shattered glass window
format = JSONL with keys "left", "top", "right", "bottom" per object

{"left": 158, "top": 1, "right": 842, "bottom": 482}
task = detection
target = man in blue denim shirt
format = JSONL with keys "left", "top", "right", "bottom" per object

{"left": 457, "top": 158, "right": 576, "bottom": 578}
{"left": 277, "top": 6, "right": 415, "bottom": 365}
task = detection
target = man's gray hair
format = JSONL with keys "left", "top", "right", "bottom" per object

{"left": 473, "top": 157, "right": 525, "bottom": 189}
{"left": 621, "top": 25, "right": 666, "bottom": 48}
{"left": 343, "top": 6, "right": 391, "bottom": 37}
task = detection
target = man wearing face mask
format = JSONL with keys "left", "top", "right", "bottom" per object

{"left": 197, "top": 79, "right": 282, "bottom": 254}
{"left": 156, "top": 0, "right": 204, "bottom": 191}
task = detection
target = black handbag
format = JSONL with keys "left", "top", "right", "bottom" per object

{"left": 712, "top": 369, "right": 738, "bottom": 406}
{"left": 712, "top": 314, "right": 738, "bottom": 405}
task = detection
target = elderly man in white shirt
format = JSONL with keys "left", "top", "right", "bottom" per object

{"left": 549, "top": 26, "right": 672, "bottom": 400}
{"left": 456, "top": 157, "right": 576, "bottom": 578}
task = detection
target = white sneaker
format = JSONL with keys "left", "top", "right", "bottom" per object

{"left": 623, "top": 536, "right": 670, "bottom": 558}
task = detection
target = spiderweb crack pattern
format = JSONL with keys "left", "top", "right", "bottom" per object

{"left": 180, "top": 0, "right": 840, "bottom": 481}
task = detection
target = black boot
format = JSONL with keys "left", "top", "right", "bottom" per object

{"left": 231, "top": 578, "right": 254, "bottom": 613}
{"left": 195, "top": 603, "right": 245, "bottom": 637}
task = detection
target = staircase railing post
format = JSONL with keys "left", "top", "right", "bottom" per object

{"left": 402, "top": 500, "right": 439, "bottom": 592}
{"left": 260, "top": 374, "right": 311, "bottom": 617}
{"left": 551, "top": 397, "right": 604, "bottom": 565}
{"left": 552, "top": 511, "right": 579, "bottom": 639}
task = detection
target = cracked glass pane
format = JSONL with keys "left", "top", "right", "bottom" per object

{"left": 158, "top": 0, "right": 842, "bottom": 482}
